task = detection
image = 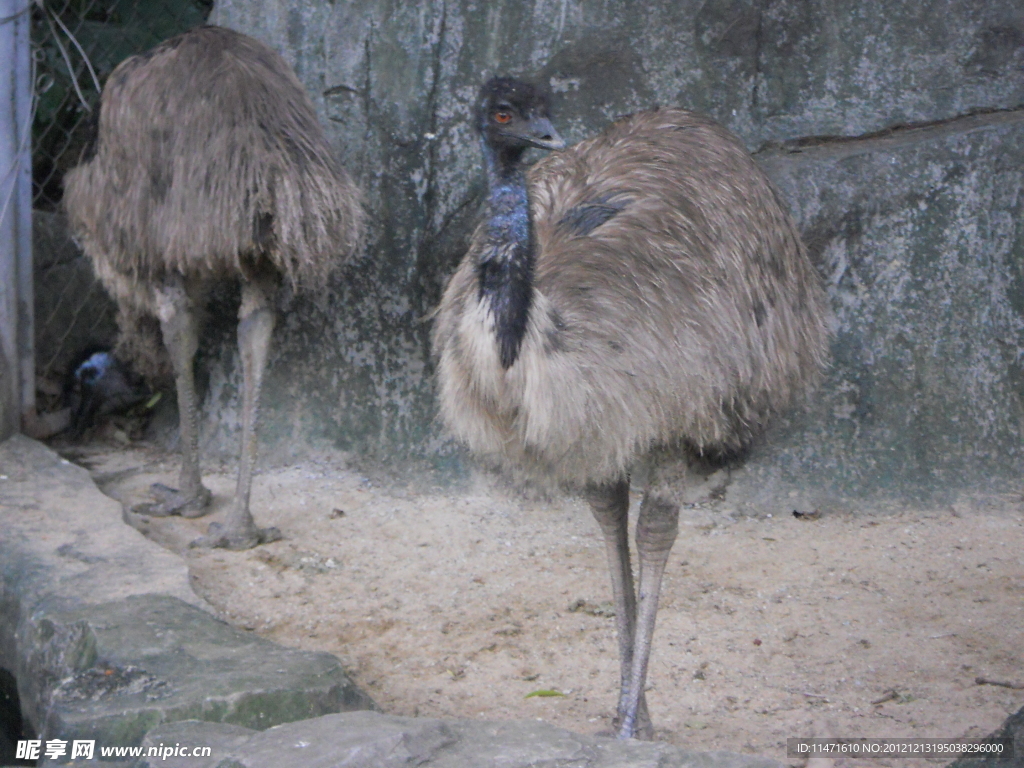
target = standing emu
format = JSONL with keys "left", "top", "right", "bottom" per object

{"left": 432, "top": 78, "right": 830, "bottom": 739}
{"left": 64, "top": 26, "right": 364, "bottom": 549}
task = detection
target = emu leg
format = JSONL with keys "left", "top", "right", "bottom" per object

{"left": 585, "top": 480, "right": 652, "bottom": 739}
{"left": 193, "top": 276, "right": 281, "bottom": 550}
{"left": 617, "top": 491, "right": 679, "bottom": 740}
{"left": 134, "top": 276, "right": 211, "bottom": 518}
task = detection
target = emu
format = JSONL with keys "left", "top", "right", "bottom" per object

{"left": 432, "top": 78, "right": 830, "bottom": 739}
{"left": 64, "top": 26, "right": 364, "bottom": 549}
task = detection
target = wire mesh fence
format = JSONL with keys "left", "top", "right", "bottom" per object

{"left": 29, "top": 0, "right": 210, "bottom": 402}
{"left": 32, "top": 0, "right": 212, "bottom": 210}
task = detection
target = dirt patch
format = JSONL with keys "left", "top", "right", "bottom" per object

{"left": 59, "top": 438, "right": 1024, "bottom": 767}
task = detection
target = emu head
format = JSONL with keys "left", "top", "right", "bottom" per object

{"left": 475, "top": 77, "right": 565, "bottom": 153}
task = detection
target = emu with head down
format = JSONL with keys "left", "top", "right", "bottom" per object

{"left": 432, "top": 77, "right": 831, "bottom": 739}
{"left": 64, "top": 26, "right": 364, "bottom": 549}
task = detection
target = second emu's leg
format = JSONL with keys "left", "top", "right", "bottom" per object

{"left": 619, "top": 491, "right": 679, "bottom": 740}
{"left": 136, "top": 274, "right": 212, "bottom": 517}
{"left": 193, "top": 272, "right": 282, "bottom": 550}
{"left": 586, "top": 480, "right": 653, "bottom": 740}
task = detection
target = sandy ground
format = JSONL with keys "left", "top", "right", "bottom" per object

{"left": 55, "top": 435, "right": 1024, "bottom": 768}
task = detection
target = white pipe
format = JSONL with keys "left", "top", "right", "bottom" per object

{"left": 0, "top": 0, "right": 33, "bottom": 437}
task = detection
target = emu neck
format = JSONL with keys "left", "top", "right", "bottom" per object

{"left": 478, "top": 142, "right": 534, "bottom": 370}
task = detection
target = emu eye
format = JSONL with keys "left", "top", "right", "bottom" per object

{"left": 493, "top": 110, "right": 512, "bottom": 124}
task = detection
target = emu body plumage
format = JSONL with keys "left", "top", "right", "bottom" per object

{"left": 436, "top": 106, "right": 828, "bottom": 485}
{"left": 64, "top": 26, "right": 364, "bottom": 548}
{"left": 66, "top": 26, "right": 362, "bottom": 302}
{"left": 433, "top": 79, "right": 830, "bottom": 738}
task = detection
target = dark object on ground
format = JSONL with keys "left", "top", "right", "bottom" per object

{"left": 67, "top": 350, "right": 150, "bottom": 435}
{"left": 792, "top": 510, "right": 822, "bottom": 521}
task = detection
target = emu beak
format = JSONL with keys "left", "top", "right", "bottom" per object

{"left": 525, "top": 117, "right": 566, "bottom": 150}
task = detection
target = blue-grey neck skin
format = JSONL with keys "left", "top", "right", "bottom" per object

{"left": 477, "top": 139, "right": 535, "bottom": 370}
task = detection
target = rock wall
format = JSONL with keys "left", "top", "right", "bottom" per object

{"left": 740, "top": 112, "right": 1024, "bottom": 510}
{"left": 65, "top": 0, "right": 1024, "bottom": 506}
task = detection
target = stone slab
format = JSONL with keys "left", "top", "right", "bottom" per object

{"left": 0, "top": 435, "right": 374, "bottom": 758}
{"left": 949, "top": 704, "right": 1024, "bottom": 768}
{"left": 126, "top": 711, "right": 784, "bottom": 768}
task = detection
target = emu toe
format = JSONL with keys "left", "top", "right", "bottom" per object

{"left": 616, "top": 706, "right": 655, "bottom": 741}
{"left": 190, "top": 521, "right": 283, "bottom": 550}
{"left": 613, "top": 698, "right": 654, "bottom": 741}
{"left": 133, "top": 482, "right": 212, "bottom": 518}
{"left": 597, "top": 708, "right": 654, "bottom": 741}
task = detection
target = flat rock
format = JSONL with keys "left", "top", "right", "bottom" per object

{"left": 949, "top": 705, "right": 1024, "bottom": 768}
{"left": 130, "top": 711, "right": 784, "bottom": 768}
{"left": 0, "top": 435, "right": 374, "bottom": 754}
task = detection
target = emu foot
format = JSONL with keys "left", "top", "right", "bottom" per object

{"left": 594, "top": 708, "right": 654, "bottom": 740}
{"left": 133, "top": 483, "right": 212, "bottom": 518}
{"left": 615, "top": 715, "right": 654, "bottom": 741}
{"left": 596, "top": 720, "right": 654, "bottom": 741}
{"left": 607, "top": 700, "right": 654, "bottom": 741}
{"left": 189, "top": 521, "right": 283, "bottom": 551}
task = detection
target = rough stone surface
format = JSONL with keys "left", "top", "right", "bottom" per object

{"left": 729, "top": 111, "right": 1024, "bottom": 511}
{"left": 212, "top": 0, "right": 1024, "bottom": 149}
{"left": 0, "top": 435, "right": 374, "bottom": 755}
{"left": 24, "top": 595, "right": 376, "bottom": 751}
{"left": 127, "top": 711, "right": 784, "bottom": 768}
{"left": 949, "top": 704, "right": 1024, "bottom": 768}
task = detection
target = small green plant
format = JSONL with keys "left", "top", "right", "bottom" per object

{"left": 524, "top": 689, "right": 565, "bottom": 698}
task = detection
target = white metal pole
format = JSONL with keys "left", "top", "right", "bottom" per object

{"left": 0, "top": 0, "right": 32, "bottom": 438}
{"left": 13, "top": 0, "right": 32, "bottom": 428}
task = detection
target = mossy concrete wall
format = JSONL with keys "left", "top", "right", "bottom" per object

{"left": 743, "top": 112, "right": 1024, "bottom": 510}
{"left": 102, "top": 0, "right": 1024, "bottom": 506}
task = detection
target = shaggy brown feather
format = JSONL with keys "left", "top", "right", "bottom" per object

{"left": 64, "top": 25, "right": 364, "bottom": 333}
{"left": 61, "top": 25, "right": 364, "bottom": 547}
{"left": 433, "top": 107, "right": 831, "bottom": 488}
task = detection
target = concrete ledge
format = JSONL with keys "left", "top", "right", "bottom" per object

{"left": 0, "top": 435, "right": 374, "bottom": 759}
{"left": 128, "top": 711, "right": 785, "bottom": 768}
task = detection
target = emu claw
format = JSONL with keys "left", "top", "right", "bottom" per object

{"left": 189, "top": 521, "right": 283, "bottom": 550}
{"left": 611, "top": 706, "right": 654, "bottom": 741}
{"left": 133, "top": 483, "right": 212, "bottom": 518}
